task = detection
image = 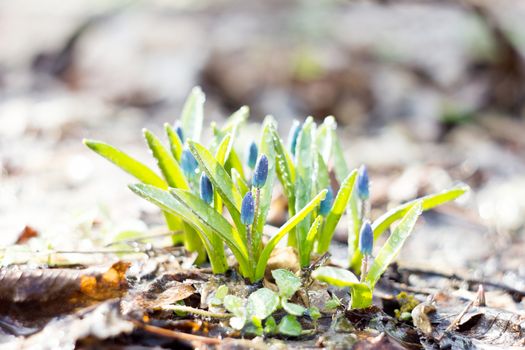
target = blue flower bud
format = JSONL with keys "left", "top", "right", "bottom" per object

{"left": 181, "top": 148, "right": 198, "bottom": 177}
{"left": 357, "top": 165, "right": 369, "bottom": 200}
{"left": 252, "top": 155, "right": 268, "bottom": 188}
{"left": 175, "top": 126, "right": 184, "bottom": 143}
{"left": 199, "top": 173, "right": 213, "bottom": 204}
{"left": 288, "top": 121, "right": 302, "bottom": 156}
{"left": 247, "top": 142, "right": 258, "bottom": 169}
{"left": 241, "top": 191, "right": 255, "bottom": 225}
{"left": 319, "top": 187, "right": 334, "bottom": 216}
{"left": 359, "top": 220, "right": 373, "bottom": 256}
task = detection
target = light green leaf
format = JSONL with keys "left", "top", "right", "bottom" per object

{"left": 254, "top": 189, "right": 328, "bottom": 281}
{"left": 372, "top": 186, "right": 468, "bottom": 240}
{"left": 253, "top": 117, "right": 277, "bottom": 257}
{"left": 246, "top": 288, "right": 279, "bottom": 320}
{"left": 129, "top": 184, "right": 233, "bottom": 274}
{"left": 312, "top": 266, "right": 372, "bottom": 309}
{"left": 332, "top": 136, "right": 349, "bottom": 184}
{"left": 188, "top": 141, "right": 244, "bottom": 232}
{"left": 181, "top": 86, "right": 205, "bottom": 142}
{"left": 143, "top": 129, "right": 189, "bottom": 189}
{"left": 316, "top": 116, "right": 336, "bottom": 163}
{"left": 317, "top": 169, "right": 358, "bottom": 253}
{"left": 305, "top": 215, "right": 323, "bottom": 259}
{"left": 225, "top": 147, "right": 246, "bottom": 181}
{"left": 264, "top": 316, "right": 277, "bottom": 334}
{"left": 282, "top": 301, "right": 306, "bottom": 316}
{"left": 294, "top": 117, "right": 316, "bottom": 266}
{"left": 222, "top": 105, "right": 249, "bottom": 134}
{"left": 270, "top": 125, "right": 296, "bottom": 203}
{"left": 232, "top": 168, "right": 250, "bottom": 196}
{"left": 278, "top": 315, "right": 302, "bottom": 336}
{"left": 224, "top": 295, "right": 245, "bottom": 318}
{"left": 84, "top": 139, "right": 166, "bottom": 189}
{"left": 169, "top": 188, "right": 249, "bottom": 268}
{"left": 272, "top": 269, "right": 301, "bottom": 299}
{"left": 165, "top": 123, "right": 184, "bottom": 161}
{"left": 215, "top": 285, "right": 229, "bottom": 300}
{"left": 366, "top": 202, "right": 423, "bottom": 287}
{"left": 312, "top": 266, "right": 360, "bottom": 288}
{"left": 316, "top": 153, "right": 330, "bottom": 194}
{"left": 215, "top": 133, "right": 234, "bottom": 166}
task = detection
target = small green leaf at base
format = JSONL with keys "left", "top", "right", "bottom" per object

{"left": 282, "top": 300, "right": 306, "bottom": 316}
{"left": 272, "top": 269, "right": 301, "bottom": 299}
{"left": 246, "top": 288, "right": 279, "bottom": 320}
{"left": 278, "top": 315, "right": 302, "bottom": 337}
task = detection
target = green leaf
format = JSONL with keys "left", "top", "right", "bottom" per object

{"left": 317, "top": 169, "right": 358, "bottom": 253}
{"left": 129, "top": 184, "right": 234, "bottom": 274}
{"left": 270, "top": 125, "right": 296, "bottom": 203}
{"left": 215, "top": 285, "right": 229, "bottom": 300}
{"left": 188, "top": 141, "right": 244, "bottom": 232}
{"left": 254, "top": 189, "right": 328, "bottom": 281}
{"left": 246, "top": 288, "right": 279, "bottom": 320}
{"left": 316, "top": 116, "right": 336, "bottom": 163}
{"left": 165, "top": 123, "right": 184, "bottom": 161}
{"left": 332, "top": 136, "right": 349, "bottom": 184}
{"left": 224, "top": 295, "right": 245, "bottom": 318}
{"left": 282, "top": 301, "right": 306, "bottom": 316}
{"left": 215, "top": 133, "right": 234, "bottom": 166}
{"left": 253, "top": 117, "right": 277, "bottom": 256}
{"left": 232, "top": 168, "right": 250, "bottom": 196}
{"left": 311, "top": 266, "right": 372, "bottom": 309}
{"left": 264, "top": 316, "right": 277, "bottom": 334}
{"left": 272, "top": 269, "right": 301, "bottom": 299}
{"left": 278, "top": 315, "right": 302, "bottom": 337}
{"left": 222, "top": 106, "right": 249, "bottom": 134}
{"left": 143, "top": 129, "right": 189, "bottom": 189}
{"left": 169, "top": 188, "right": 250, "bottom": 270}
{"left": 315, "top": 153, "right": 330, "bottom": 194}
{"left": 83, "top": 139, "right": 166, "bottom": 189}
{"left": 225, "top": 147, "right": 246, "bottom": 181}
{"left": 372, "top": 186, "right": 468, "bottom": 240}
{"left": 312, "top": 266, "right": 360, "bottom": 288}
{"left": 325, "top": 296, "right": 341, "bottom": 310}
{"left": 305, "top": 215, "right": 323, "bottom": 260}
{"left": 366, "top": 202, "right": 423, "bottom": 287}
{"left": 294, "top": 117, "right": 316, "bottom": 266}
{"left": 306, "top": 306, "right": 321, "bottom": 321}
{"left": 181, "top": 86, "right": 205, "bottom": 142}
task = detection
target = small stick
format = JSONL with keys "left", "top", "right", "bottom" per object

{"left": 437, "top": 299, "right": 474, "bottom": 341}
{"left": 162, "top": 305, "right": 232, "bottom": 319}
{"left": 132, "top": 320, "right": 222, "bottom": 345}
{"left": 360, "top": 255, "right": 369, "bottom": 282}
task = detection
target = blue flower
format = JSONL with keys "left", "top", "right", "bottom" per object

{"left": 359, "top": 221, "right": 373, "bottom": 256}
{"left": 241, "top": 191, "right": 255, "bottom": 225}
{"left": 319, "top": 187, "right": 334, "bottom": 216}
{"left": 200, "top": 173, "right": 213, "bottom": 204}
{"left": 175, "top": 126, "right": 184, "bottom": 143}
{"left": 288, "top": 121, "right": 302, "bottom": 156}
{"left": 252, "top": 155, "right": 268, "bottom": 189}
{"left": 357, "top": 165, "right": 369, "bottom": 200}
{"left": 247, "top": 142, "right": 258, "bottom": 169}
{"left": 181, "top": 149, "right": 198, "bottom": 176}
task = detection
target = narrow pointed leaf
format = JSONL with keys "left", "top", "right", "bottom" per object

{"left": 181, "top": 86, "right": 205, "bottom": 142}
{"left": 371, "top": 186, "right": 468, "bottom": 240}
{"left": 254, "top": 189, "right": 327, "bottom": 281}
{"left": 165, "top": 123, "right": 184, "bottom": 161}
{"left": 317, "top": 169, "right": 358, "bottom": 253}
{"left": 129, "top": 184, "right": 230, "bottom": 273}
{"left": 316, "top": 116, "right": 336, "bottom": 163}
{"left": 188, "top": 141, "right": 244, "bottom": 232}
{"left": 366, "top": 202, "right": 422, "bottom": 287}
{"left": 270, "top": 126, "right": 296, "bottom": 202}
{"left": 232, "top": 168, "right": 250, "bottom": 196}
{"left": 83, "top": 139, "right": 166, "bottom": 189}
{"left": 143, "top": 129, "right": 189, "bottom": 189}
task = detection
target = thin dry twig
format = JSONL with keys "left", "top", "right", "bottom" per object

{"left": 132, "top": 320, "right": 223, "bottom": 345}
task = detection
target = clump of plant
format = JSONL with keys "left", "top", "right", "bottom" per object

{"left": 218, "top": 269, "right": 319, "bottom": 336}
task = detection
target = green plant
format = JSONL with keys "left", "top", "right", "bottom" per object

{"left": 220, "top": 268, "right": 319, "bottom": 336}
{"left": 130, "top": 116, "right": 327, "bottom": 282}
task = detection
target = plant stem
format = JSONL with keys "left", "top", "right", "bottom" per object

{"left": 162, "top": 305, "right": 232, "bottom": 319}
{"left": 252, "top": 187, "right": 261, "bottom": 258}
{"left": 360, "top": 255, "right": 369, "bottom": 282}
{"left": 246, "top": 224, "right": 254, "bottom": 270}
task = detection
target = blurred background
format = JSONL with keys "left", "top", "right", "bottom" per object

{"left": 0, "top": 0, "right": 524, "bottom": 299}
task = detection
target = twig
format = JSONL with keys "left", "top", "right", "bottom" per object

{"left": 132, "top": 320, "right": 222, "bottom": 345}
{"left": 437, "top": 299, "right": 474, "bottom": 341}
{"left": 162, "top": 305, "right": 232, "bottom": 319}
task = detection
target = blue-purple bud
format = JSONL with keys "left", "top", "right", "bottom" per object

{"left": 252, "top": 155, "right": 268, "bottom": 188}
{"left": 359, "top": 221, "right": 373, "bottom": 256}
{"left": 175, "top": 126, "right": 184, "bottom": 143}
{"left": 319, "top": 187, "right": 334, "bottom": 216}
{"left": 181, "top": 149, "right": 198, "bottom": 177}
{"left": 357, "top": 165, "right": 369, "bottom": 200}
{"left": 241, "top": 191, "right": 255, "bottom": 225}
{"left": 247, "top": 142, "right": 258, "bottom": 169}
{"left": 288, "top": 121, "right": 302, "bottom": 156}
{"left": 199, "top": 173, "right": 213, "bottom": 204}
